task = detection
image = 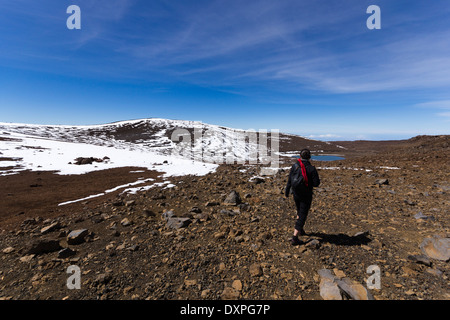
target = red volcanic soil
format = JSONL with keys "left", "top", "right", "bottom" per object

{"left": 0, "top": 167, "right": 162, "bottom": 230}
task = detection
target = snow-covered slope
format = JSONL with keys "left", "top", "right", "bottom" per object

{"left": 0, "top": 118, "right": 341, "bottom": 176}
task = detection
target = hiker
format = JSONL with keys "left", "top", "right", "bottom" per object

{"left": 285, "top": 148, "right": 320, "bottom": 245}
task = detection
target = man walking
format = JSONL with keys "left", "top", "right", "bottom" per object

{"left": 285, "top": 149, "right": 320, "bottom": 245}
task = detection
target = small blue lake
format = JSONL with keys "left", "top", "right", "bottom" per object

{"left": 292, "top": 155, "right": 345, "bottom": 161}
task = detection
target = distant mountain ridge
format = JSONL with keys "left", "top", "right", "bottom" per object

{"left": 0, "top": 118, "right": 347, "bottom": 163}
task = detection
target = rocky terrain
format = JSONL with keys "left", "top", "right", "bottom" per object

{"left": 0, "top": 134, "right": 449, "bottom": 300}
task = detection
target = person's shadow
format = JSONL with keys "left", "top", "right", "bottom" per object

{"left": 308, "top": 231, "right": 371, "bottom": 246}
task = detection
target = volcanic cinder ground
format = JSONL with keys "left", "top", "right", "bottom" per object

{"left": 0, "top": 120, "right": 448, "bottom": 300}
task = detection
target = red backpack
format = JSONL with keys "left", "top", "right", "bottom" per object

{"left": 291, "top": 159, "right": 309, "bottom": 193}
{"left": 298, "top": 159, "right": 309, "bottom": 187}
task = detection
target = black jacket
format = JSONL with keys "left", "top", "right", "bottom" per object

{"left": 285, "top": 159, "right": 320, "bottom": 197}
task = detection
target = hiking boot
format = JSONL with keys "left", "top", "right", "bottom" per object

{"left": 290, "top": 236, "right": 302, "bottom": 246}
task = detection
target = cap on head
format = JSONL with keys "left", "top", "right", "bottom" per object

{"left": 300, "top": 149, "right": 311, "bottom": 159}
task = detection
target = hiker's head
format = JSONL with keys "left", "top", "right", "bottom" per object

{"left": 300, "top": 149, "right": 311, "bottom": 160}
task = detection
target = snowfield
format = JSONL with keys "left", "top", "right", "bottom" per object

{"left": 0, "top": 118, "right": 287, "bottom": 177}
{"left": 0, "top": 125, "right": 218, "bottom": 177}
{"left": 0, "top": 118, "right": 347, "bottom": 178}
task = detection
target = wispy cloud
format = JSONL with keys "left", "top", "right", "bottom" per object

{"left": 106, "top": 1, "right": 450, "bottom": 96}
{"left": 415, "top": 100, "right": 450, "bottom": 120}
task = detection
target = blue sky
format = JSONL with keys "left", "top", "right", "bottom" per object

{"left": 1, "top": 0, "right": 450, "bottom": 140}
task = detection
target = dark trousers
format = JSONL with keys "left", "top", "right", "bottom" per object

{"left": 293, "top": 193, "right": 312, "bottom": 232}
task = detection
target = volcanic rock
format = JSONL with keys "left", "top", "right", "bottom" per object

{"left": 374, "top": 179, "right": 389, "bottom": 185}
{"left": 166, "top": 217, "right": 192, "bottom": 229}
{"left": 27, "top": 239, "right": 62, "bottom": 255}
{"left": 58, "top": 248, "right": 76, "bottom": 259}
{"left": 67, "top": 229, "right": 89, "bottom": 245}
{"left": 40, "top": 222, "right": 61, "bottom": 234}
{"left": 221, "top": 287, "right": 240, "bottom": 300}
{"left": 318, "top": 268, "right": 374, "bottom": 300}
{"left": 223, "top": 191, "right": 241, "bottom": 206}
{"left": 249, "top": 263, "right": 263, "bottom": 277}
{"left": 420, "top": 235, "right": 450, "bottom": 261}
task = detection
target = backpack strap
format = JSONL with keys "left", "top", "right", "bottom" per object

{"left": 298, "top": 159, "right": 309, "bottom": 187}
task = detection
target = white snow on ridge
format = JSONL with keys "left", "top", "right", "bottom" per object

{"left": 0, "top": 130, "right": 218, "bottom": 177}
{"left": 0, "top": 118, "right": 282, "bottom": 174}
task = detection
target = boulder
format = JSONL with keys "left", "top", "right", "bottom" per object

{"left": 320, "top": 278, "right": 343, "bottom": 300}
{"left": 336, "top": 278, "right": 374, "bottom": 300}
{"left": 67, "top": 229, "right": 89, "bottom": 245}
{"left": 74, "top": 157, "right": 104, "bottom": 165}
{"left": 318, "top": 268, "right": 374, "bottom": 300}
{"left": 166, "top": 217, "right": 192, "bottom": 230}
{"left": 224, "top": 191, "right": 242, "bottom": 206}
{"left": 318, "top": 269, "right": 342, "bottom": 300}
{"left": 420, "top": 235, "right": 450, "bottom": 261}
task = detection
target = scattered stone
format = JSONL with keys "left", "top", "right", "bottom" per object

{"left": 27, "top": 239, "right": 62, "bottom": 255}
{"left": 223, "top": 191, "right": 241, "bottom": 206}
{"left": 19, "top": 254, "right": 35, "bottom": 263}
{"left": 318, "top": 269, "right": 342, "bottom": 300}
{"left": 201, "top": 289, "right": 211, "bottom": 299}
{"left": 95, "top": 273, "right": 112, "bottom": 285}
{"left": 333, "top": 269, "right": 346, "bottom": 279}
{"left": 121, "top": 218, "right": 132, "bottom": 226}
{"left": 336, "top": 277, "right": 374, "bottom": 300}
{"left": 166, "top": 217, "right": 192, "bottom": 229}
{"left": 420, "top": 235, "right": 450, "bottom": 261}
{"left": 184, "top": 279, "right": 197, "bottom": 286}
{"left": 375, "top": 179, "right": 389, "bottom": 185}
{"left": 414, "top": 212, "right": 432, "bottom": 221}
{"left": 73, "top": 157, "right": 105, "bottom": 165}
{"left": 205, "top": 201, "right": 220, "bottom": 207}
{"left": 232, "top": 280, "right": 243, "bottom": 291}
{"left": 127, "top": 245, "right": 139, "bottom": 252}
{"left": 2, "top": 247, "right": 15, "bottom": 254}
{"left": 162, "top": 210, "right": 175, "bottom": 220}
{"left": 214, "top": 231, "right": 226, "bottom": 240}
{"left": 125, "top": 200, "right": 136, "bottom": 207}
{"left": 305, "top": 239, "right": 320, "bottom": 249}
{"left": 58, "top": 248, "right": 76, "bottom": 259}
{"left": 318, "top": 268, "right": 374, "bottom": 300}
{"left": 67, "top": 229, "right": 88, "bottom": 245}
{"left": 190, "top": 206, "right": 202, "bottom": 213}
{"left": 40, "top": 222, "right": 61, "bottom": 234}
{"left": 426, "top": 268, "right": 443, "bottom": 277}
{"left": 249, "top": 176, "right": 265, "bottom": 184}
{"left": 249, "top": 263, "right": 263, "bottom": 277}
{"left": 221, "top": 287, "right": 240, "bottom": 300}
{"left": 407, "top": 254, "right": 432, "bottom": 267}
{"left": 112, "top": 200, "right": 124, "bottom": 207}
